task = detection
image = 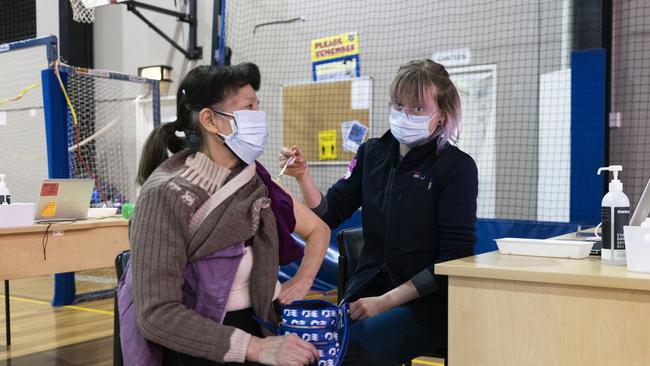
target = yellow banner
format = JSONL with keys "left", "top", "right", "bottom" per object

{"left": 311, "top": 32, "right": 359, "bottom": 62}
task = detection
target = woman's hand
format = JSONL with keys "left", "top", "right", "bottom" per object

{"left": 349, "top": 281, "right": 421, "bottom": 321}
{"left": 349, "top": 296, "right": 392, "bottom": 321}
{"left": 247, "top": 334, "right": 319, "bottom": 366}
{"left": 278, "top": 276, "right": 313, "bottom": 304}
{"left": 278, "top": 146, "right": 308, "bottom": 180}
{"left": 276, "top": 147, "right": 323, "bottom": 209}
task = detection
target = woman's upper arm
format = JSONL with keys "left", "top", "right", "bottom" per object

{"left": 130, "top": 186, "right": 189, "bottom": 312}
{"left": 294, "top": 194, "right": 329, "bottom": 238}
{"left": 318, "top": 143, "right": 367, "bottom": 228}
{"left": 275, "top": 181, "right": 327, "bottom": 238}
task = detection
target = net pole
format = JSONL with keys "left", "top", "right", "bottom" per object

{"left": 41, "top": 68, "right": 78, "bottom": 306}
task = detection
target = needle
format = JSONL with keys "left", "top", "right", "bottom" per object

{"left": 278, "top": 156, "right": 296, "bottom": 178}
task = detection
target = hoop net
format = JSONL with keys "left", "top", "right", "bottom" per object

{"left": 58, "top": 64, "right": 155, "bottom": 205}
{"left": 70, "top": 0, "right": 97, "bottom": 23}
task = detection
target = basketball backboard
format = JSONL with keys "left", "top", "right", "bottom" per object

{"left": 79, "top": 0, "right": 126, "bottom": 8}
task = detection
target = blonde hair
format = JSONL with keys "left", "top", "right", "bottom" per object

{"left": 389, "top": 59, "right": 461, "bottom": 152}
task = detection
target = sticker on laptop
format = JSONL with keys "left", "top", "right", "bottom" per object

{"left": 41, "top": 202, "right": 57, "bottom": 217}
{"left": 40, "top": 183, "right": 60, "bottom": 196}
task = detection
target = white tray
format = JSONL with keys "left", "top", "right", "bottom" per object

{"left": 495, "top": 237, "right": 595, "bottom": 259}
{"left": 87, "top": 207, "right": 118, "bottom": 218}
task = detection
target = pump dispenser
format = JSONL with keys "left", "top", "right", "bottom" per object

{"left": 0, "top": 174, "right": 10, "bottom": 205}
{"left": 597, "top": 165, "right": 629, "bottom": 265}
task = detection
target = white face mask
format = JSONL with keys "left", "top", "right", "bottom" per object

{"left": 388, "top": 107, "right": 434, "bottom": 145}
{"left": 216, "top": 109, "right": 268, "bottom": 165}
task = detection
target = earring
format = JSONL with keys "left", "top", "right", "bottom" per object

{"left": 437, "top": 120, "right": 444, "bottom": 126}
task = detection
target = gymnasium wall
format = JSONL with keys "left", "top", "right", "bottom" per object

{"left": 225, "top": 0, "right": 570, "bottom": 221}
{"left": 36, "top": 1, "right": 59, "bottom": 40}
{"left": 94, "top": 0, "right": 215, "bottom": 94}
{"left": 83, "top": 0, "right": 650, "bottom": 222}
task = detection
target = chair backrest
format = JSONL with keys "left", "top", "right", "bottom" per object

{"left": 338, "top": 228, "right": 364, "bottom": 272}
{"left": 336, "top": 227, "right": 364, "bottom": 302}
{"left": 114, "top": 250, "right": 130, "bottom": 366}
{"left": 115, "top": 250, "right": 131, "bottom": 281}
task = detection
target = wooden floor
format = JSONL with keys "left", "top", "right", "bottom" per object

{"left": 1, "top": 336, "right": 113, "bottom": 366}
{"left": 1, "top": 270, "right": 116, "bottom": 364}
{"left": 1, "top": 273, "right": 443, "bottom": 366}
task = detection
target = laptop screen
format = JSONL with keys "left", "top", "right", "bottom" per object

{"left": 630, "top": 177, "right": 650, "bottom": 226}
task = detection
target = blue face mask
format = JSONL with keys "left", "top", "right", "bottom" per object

{"left": 388, "top": 107, "right": 433, "bottom": 145}
{"left": 215, "top": 110, "right": 268, "bottom": 165}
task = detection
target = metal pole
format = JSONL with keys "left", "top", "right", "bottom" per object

{"left": 188, "top": 0, "right": 200, "bottom": 59}
{"left": 211, "top": 0, "right": 222, "bottom": 66}
{"left": 124, "top": 0, "right": 191, "bottom": 21}
{"left": 128, "top": 4, "right": 192, "bottom": 59}
{"left": 4, "top": 280, "right": 10, "bottom": 346}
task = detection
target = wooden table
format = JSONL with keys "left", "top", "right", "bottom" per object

{"left": 0, "top": 217, "right": 129, "bottom": 346}
{"left": 436, "top": 251, "right": 650, "bottom": 365}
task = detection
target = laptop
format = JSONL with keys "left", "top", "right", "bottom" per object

{"left": 34, "top": 179, "right": 94, "bottom": 222}
{"left": 630, "top": 176, "right": 650, "bottom": 226}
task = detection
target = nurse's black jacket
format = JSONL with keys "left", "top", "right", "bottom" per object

{"left": 315, "top": 130, "right": 478, "bottom": 304}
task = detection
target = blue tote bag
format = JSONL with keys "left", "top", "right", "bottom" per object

{"left": 258, "top": 300, "right": 350, "bottom": 366}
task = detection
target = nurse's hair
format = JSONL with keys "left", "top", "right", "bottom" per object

{"left": 137, "top": 63, "right": 260, "bottom": 185}
{"left": 389, "top": 59, "right": 461, "bottom": 153}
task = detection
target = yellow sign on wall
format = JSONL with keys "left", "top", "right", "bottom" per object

{"left": 318, "top": 129, "right": 338, "bottom": 160}
{"left": 311, "top": 32, "right": 359, "bottom": 63}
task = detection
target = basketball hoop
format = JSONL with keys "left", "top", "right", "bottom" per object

{"left": 66, "top": 0, "right": 202, "bottom": 60}
{"left": 69, "top": 0, "right": 109, "bottom": 23}
{"left": 69, "top": 0, "right": 96, "bottom": 23}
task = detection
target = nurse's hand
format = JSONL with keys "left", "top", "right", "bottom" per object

{"left": 247, "top": 334, "right": 319, "bottom": 366}
{"left": 349, "top": 296, "right": 391, "bottom": 320}
{"left": 278, "top": 146, "right": 308, "bottom": 180}
{"left": 349, "top": 281, "right": 419, "bottom": 321}
{"left": 278, "top": 276, "right": 313, "bottom": 304}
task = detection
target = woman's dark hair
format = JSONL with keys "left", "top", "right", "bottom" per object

{"left": 137, "top": 63, "right": 261, "bottom": 185}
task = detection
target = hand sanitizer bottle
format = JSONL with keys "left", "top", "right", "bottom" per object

{"left": 597, "top": 165, "right": 630, "bottom": 265}
{"left": 0, "top": 174, "right": 10, "bottom": 205}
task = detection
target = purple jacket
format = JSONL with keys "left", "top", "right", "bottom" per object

{"left": 118, "top": 163, "right": 303, "bottom": 365}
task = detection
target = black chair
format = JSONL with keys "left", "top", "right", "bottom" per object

{"left": 336, "top": 228, "right": 447, "bottom": 366}
{"left": 114, "top": 250, "right": 130, "bottom": 366}
{"left": 336, "top": 227, "right": 364, "bottom": 304}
